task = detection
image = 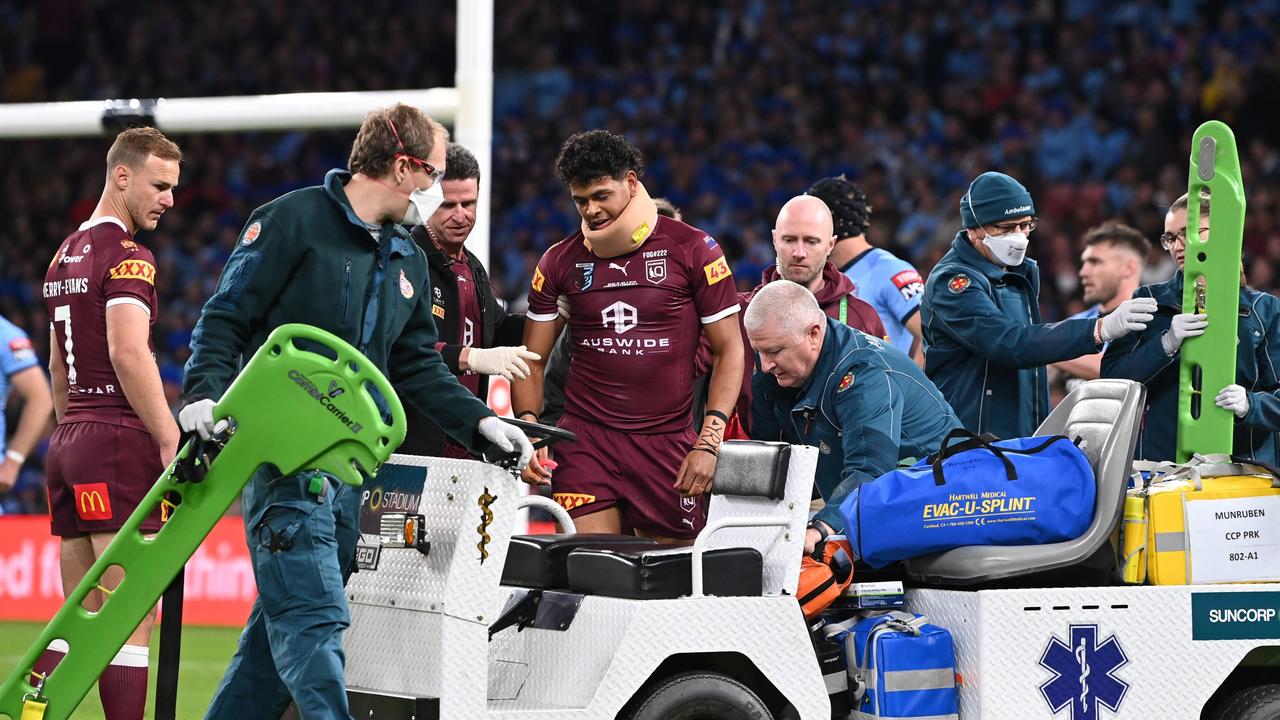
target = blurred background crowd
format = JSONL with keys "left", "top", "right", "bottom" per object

{"left": 2, "top": 0, "right": 1279, "bottom": 511}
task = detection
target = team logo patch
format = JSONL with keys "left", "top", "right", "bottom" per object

{"left": 108, "top": 259, "right": 156, "bottom": 285}
{"left": 74, "top": 482, "right": 113, "bottom": 521}
{"left": 432, "top": 304, "right": 446, "bottom": 319}
{"left": 703, "top": 256, "right": 731, "bottom": 286}
{"left": 575, "top": 262, "right": 595, "bottom": 291}
{"left": 837, "top": 372, "right": 854, "bottom": 393}
{"left": 532, "top": 266, "right": 546, "bottom": 292}
{"left": 703, "top": 235, "right": 718, "bottom": 249}
{"left": 948, "top": 274, "right": 970, "bottom": 294}
{"left": 399, "top": 269, "right": 414, "bottom": 299}
{"left": 1039, "top": 624, "right": 1129, "bottom": 720}
{"left": 680, "top": 496, "right": 698, "bottom": 513}
{"left": 120, "top": 239, "right": 138, "bottom": 250}
{"left": 553, "top": 492, "right": 596, "bottom": 511}
{"left": 645, "top": 258, "right": 667, "bottom": 285}
{"left": 8, "top": 337, "right": 34, "bottom": 363}
{"left": 433, "top": 285, "right": 442, "bottom": 300}
{"left": 892, "top": 269, "right": 925, "bottom": 301}
{"left": 241, "top": 221, "right": 261, "bottom": 246}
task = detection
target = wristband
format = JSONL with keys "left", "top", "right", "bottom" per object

{"left": 5, "top": 449, "right": 25, "bottom": 464}
{"left": 807, "top": 520, "right": 831, "bottom": 542}
{"left": 1093, "top": 317, "right": 1104, "bottom": 347}
{"left": 704, "top": 410, "right": 730, "bottom": 424}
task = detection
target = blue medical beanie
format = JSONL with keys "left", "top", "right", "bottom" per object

{"left": 960, "top": 172, "right": 1035, "bottom": 228}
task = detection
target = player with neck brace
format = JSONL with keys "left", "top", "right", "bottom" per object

{"left": 514, "top": 129, "right": 744, "bottom": 542}
{"left": 919, "top": 171, "right": 1158, "bottom": 439}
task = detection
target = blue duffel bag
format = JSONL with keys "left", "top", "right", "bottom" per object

{"left": 848, "top": 611, "right": 958, "bottom": 720}
{"left": 840, "top": 429, "right": 1095, "bottom": 568}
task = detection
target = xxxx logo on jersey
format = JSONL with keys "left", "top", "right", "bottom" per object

{"left": 553, "top": 492, "right": 597, "bottom": 510}
{"left": 109, "top": 259, "right": 157, "bottom": 285}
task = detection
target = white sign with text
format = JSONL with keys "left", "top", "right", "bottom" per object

{"left": 1186, "top": 494, "right": 1280, "bottom": 584}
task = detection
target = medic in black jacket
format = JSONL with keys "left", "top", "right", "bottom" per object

{"left": 402, "top": 142, "right": 534, "bottom": 457}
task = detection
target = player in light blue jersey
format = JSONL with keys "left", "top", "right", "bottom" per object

{"left": 808, "top": 175, "right": 926, "bottom": 366}
{"left": 1050, "top": 222, "right": 1149, "bottom": 391}
{"left": 0, "top": 314, "right": 53, "bottom": 509}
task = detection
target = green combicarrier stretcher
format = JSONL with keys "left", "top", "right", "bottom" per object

{"left": 0, "top": 324, "right": 406, "bottom": 720}
{"left": 1177, "top": 120, "right": 1246, "bottom": 461}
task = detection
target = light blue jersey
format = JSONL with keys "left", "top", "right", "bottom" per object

{"left": 0, "top": 315, "right": 38, "bottom": 453}
{"left": 842, "top": 247, "right": 924, "bottom": 353}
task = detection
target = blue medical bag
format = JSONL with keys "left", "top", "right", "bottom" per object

{"left": 840, "top": 430, "right": 1095, "bottom": 567}
{"left": 847, "top": 611, "right": 958, "bottom": 720}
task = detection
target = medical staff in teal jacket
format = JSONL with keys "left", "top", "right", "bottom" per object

{"left": 1102, "top": 192, "right": 1280, "bottom": 463}
{"left": 746, "top": 280, "right": 960, "bottom": 553}
{"left": 921, "top": 171, "right": 1158, "bottom": 439}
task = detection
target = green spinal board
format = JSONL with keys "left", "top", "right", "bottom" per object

{"left": 1178, "top": 120, "right": 1246, "bottom": 462}
{"left": 0, "top": 323, "right": 406, "bottom": 720}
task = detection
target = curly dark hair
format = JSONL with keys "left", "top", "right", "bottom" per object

{"left": 554, "top": 130, "right": 645, "bottom": 188}
{"left": 806, "top": 175, "right": 872, "bottom": 239}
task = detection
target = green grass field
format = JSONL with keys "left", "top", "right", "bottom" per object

{"left": 0, "top": 621, "right": 241, "bottom": 719}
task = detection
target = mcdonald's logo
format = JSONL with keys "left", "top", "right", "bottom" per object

{"left": 73, "top": 482, "right": 113, "bottom": 521}
{"left": 108, "top": 259, "right": 156, "bottom": 285}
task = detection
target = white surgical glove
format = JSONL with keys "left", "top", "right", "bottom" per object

{"left": 465, "top": 345, "right": 541, "bottom": 381}
{"left": 1215, "top": 384, "right": 1250, "bottom": 419}
{"left": 478, "top": 416, "right": 534, "bottom": 470}
{"left": 178, "top": 399, "right": 218, "bottom": 440}
{"left": 1160, "top": 312, "right": 1209, "bottom": 355}
{"left": 556, "top": 294, "right": 571, "bottom": 320}
{"left": 1099, "top": 296, "right": 1158, "bottom": 343}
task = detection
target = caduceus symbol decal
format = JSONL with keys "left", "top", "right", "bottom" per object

{"left": 1075, "top": 637, "right": 1091, "bottom": 713}
{"left": 476, "top": 487, "right": 497, "bottom": 563}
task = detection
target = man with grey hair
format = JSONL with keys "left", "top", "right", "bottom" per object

{"left": 747, "top": 280, "right": 960, "bottom": 553}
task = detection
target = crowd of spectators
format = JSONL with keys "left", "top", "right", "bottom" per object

{"left": 2, "top": 0, "right": 1280, "bottom": 512}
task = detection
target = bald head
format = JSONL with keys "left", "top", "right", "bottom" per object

{"left": 773, "top": 196, "right": 837, "bottom": 291}
{"left": 745, "top": 280, "right": 827, "bottom": 388}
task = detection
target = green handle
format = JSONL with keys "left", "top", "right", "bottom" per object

{"left": 1177, "top": 121, "right": 1246, "bottom": 462}
{"left": 0, "top": 323, "right": 405, "bottom": 720}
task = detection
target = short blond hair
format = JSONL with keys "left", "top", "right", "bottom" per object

{"left": 348, "top": 103, "right": 447, "bottom": 178}
{"left": 106, "top": 127, "right": 182, "bottom": 171}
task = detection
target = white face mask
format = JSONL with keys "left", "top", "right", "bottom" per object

{"left": 981, "top": 230, "right": 1029, "bottom": 267}
{"left": 403, "top": 182, "right": 445, "bottom": 226}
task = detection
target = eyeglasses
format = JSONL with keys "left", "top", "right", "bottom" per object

{"left": 1159, "top": 225, "right": 1210, "bottom": 251}
{"left": 987, "top": 218, "right": 1038, "bottom": 234}
{"left": 386, "top": 118, "right": 443, "bottom": 185}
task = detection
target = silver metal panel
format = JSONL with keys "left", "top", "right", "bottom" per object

{"left": 486, "top": 595, "right": 830, "bottom": 720}
{"left": 346, "top": 451, "right": 833, "bottom": 719}
{"left": 705, "top": 444, "right": 816, "bottom": 596}
{"left": 345, "top": 602, "right": 442, "bottom": 696}
{"left": 910, "top": 585, "right": 1275, "bottom": 719}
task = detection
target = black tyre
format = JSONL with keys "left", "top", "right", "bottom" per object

{"left": 627, "top": 671, "right": 773, "bottom": 720}
{"left": 1215, "top": 684, "right": 1280, "bottom": 720}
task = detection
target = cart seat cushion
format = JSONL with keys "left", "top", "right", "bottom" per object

{"left": 501, "top": 534, "right": 659, "bottom": 589}
{"left": 565, "top": 546, "right": 763, "bottom": 599}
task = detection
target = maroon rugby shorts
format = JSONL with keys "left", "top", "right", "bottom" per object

{"left": 46, "top": 421, "right": 166, "bottom": 537}
{"left": 551, "top": 414, "right": 706, "bottom": 539}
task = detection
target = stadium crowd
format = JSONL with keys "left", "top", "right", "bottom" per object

{"left": 3, "top": 0, "right": 1280, "bottom": 512}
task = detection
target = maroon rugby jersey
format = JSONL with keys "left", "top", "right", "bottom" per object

{"left": 42, "top": 217, "right": 158, "bottom": 430}
{"left": 527, "top": 216, "right": 739, "bottom": 433}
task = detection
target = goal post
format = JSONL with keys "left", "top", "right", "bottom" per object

{"left": 0, "top": 0, "right": 495, "bottom": 267}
